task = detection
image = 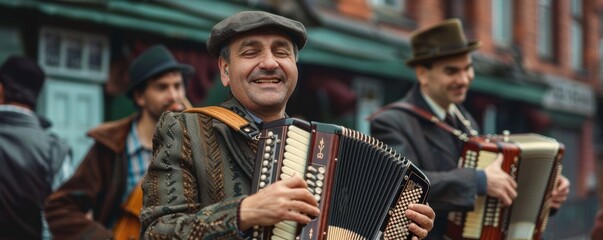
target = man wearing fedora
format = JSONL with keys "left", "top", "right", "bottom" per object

{"left": 45, "top": 44, "right": 193, "bottom": 239}
{"left": 0, "top": 56, "right": 72, "bottom": 239}
{"left": 370, "top": 19, "right": 515, "bottom": 239}
{"left": 370, "top": 19, "right": 570, "bottom": 239}
{"left": 140, "top": 11, "right": 435, "bottom": 239}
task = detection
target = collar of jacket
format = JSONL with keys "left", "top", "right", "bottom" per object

{"left": 87, "top": 113, "right": 138, "bottom": 153}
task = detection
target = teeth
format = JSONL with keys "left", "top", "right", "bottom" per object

{"left": 254, "top": 79, "right": 280, "bottom": 83}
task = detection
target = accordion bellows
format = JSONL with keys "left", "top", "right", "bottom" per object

{"left": 250, "top": 118, "right": 431, "bottom": 240}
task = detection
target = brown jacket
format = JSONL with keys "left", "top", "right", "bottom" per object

{"left": 45, "top": 115, "right": 136, "bottom": 239}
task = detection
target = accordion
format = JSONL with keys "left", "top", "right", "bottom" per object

{"left": 250, "top": 118, "right": 430, "bottom": 240}
{"left": 445, "top": 133, "right": 564, "bottom": 240}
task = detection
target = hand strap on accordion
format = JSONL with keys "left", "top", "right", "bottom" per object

{"left": 373, "top": 102, "right": 470, "bottom": 142}
{"left": 184, "top": 106, "right": 260, "bottom": 140}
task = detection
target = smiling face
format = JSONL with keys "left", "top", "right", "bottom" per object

{"left": 218, "top": 29, "right": 298, "bottom": 122}
{"left": 416, "top": 53, "right": 474, "bottom": 109}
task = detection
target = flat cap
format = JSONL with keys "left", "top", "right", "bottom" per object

{"left": 206, "top": 11, "right": 307, "bottom": 58}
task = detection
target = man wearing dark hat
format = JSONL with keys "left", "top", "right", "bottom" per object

{"left": 45, "top": 44, "right": 192, "bottom": 239}
{"left": 0, "top": 56, "right": 72, "bottom": 239}
{"left": 141, "top": 11, "right": 435, "bottom": 239}
{"left": 369, "top": 19, "right": 569, "bottom": 239}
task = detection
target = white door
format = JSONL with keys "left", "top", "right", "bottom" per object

{"left": 353, "top": 77, "right": 384, "bottom": 135}
{"left": 38, "top": 79, "right": 103, "bottom": 167}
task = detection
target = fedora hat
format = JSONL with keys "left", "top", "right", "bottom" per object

{"left": 406, "top": 18, "right": 480, "bottom": 66}
{"left": 206, "top": 11, "right": 307, "bottom": 58}
{"left": 0, "top": 55, "right": 45, "bottom": 107}
{"left": 126, "top": 45, "right": 194, "bottom": 97}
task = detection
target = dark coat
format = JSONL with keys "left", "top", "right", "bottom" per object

{"left": 370, "top": 86, "right": 481, "bottom": 239}
{"left": 0, "top": 109, "right": 70, "bottom": 240}
{"left": 141, "top": 98, "right": 260, "bottom": 239}
{"left": 45, "top": 114, "right": 136, "bottom": 239}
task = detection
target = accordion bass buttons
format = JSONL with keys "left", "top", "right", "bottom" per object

{"left": 306, "top": 164, "right": 326, "bottom": 205}
{"left": 259, "top": 131, "right": 277, "bottom": 190}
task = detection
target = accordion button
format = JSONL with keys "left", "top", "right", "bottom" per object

{"left": 318, "top": 167, "right": 326, "bottom": 174}
{"left": 261, "top": 167, "right": 268, "bottom": 173}
{"left": 306, "top": 180, "right": 315, "bottom": 187}
{"left": 259, "top": 182, "right": 266, "bottom": 188}
{"left": 306, "top": 173, "right": 315, "bottom": 180}
{"left": 263, "top": 160, "right": 269, "bottom": 166}
{"left": 317, "top": 174, "right": 324, "bottom": 180}
{"left": 260, "top": 175, "right": 266, "bottom": 181}
{"left": 268, "top": 131, "right": 274, "bottom": 137}
{"left": 264, "top": 153, "right": 271, "bottom": 159}
{"left": 315, "top": 188, "right": 322, "bottom": 194}
{"left": 316, "top": 180, "right": 323, "bottom": 187}
{"left": 314, "top": 195, "right": 321, "bottom": 202}
{"left": 265, "top": 146, "right": 272, "bottom": 152}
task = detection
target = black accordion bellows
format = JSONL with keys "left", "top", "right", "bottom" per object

{"left": 250, "top": 118, "right": 430, "bottom": 240}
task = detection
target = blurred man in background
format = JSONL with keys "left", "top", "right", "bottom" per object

{"left": 44, "top": 45, "right": 193, "bottom": 239}
{"left": 0, "top": 56, "right": 72, "bottom": 239}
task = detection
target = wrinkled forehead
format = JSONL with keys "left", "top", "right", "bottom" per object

{"left": 227, "top": 28, "right": 296, "bottom": 49}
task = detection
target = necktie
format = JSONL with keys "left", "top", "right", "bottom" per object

{"left": 445, "top": 113, "right": 459, "bottom": 130}
{"left": 445, "top": 113, "right": 463, "bottom": 150}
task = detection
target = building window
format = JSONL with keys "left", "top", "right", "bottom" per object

{"left": 570, "top": 0, "right": 584, "bottom": 70}
{"left": 445, "top": 0, "right": 476, "bottom": 39}
{"left": 38, "top": 27, "right": 109, "bottom": 82}
{"left": 538, "top": 0, "right": 554, "bottom": 60}
{"left": 371, "top": 0, "right": 405, "bottom": 12}
{"left": 492, "top": 0, "right": 513, "bottom": 47}
{"left": 370, "top": 0, "right": 415, "bottom": 27}
{"left": 600, "top": 13, "right": 603, "bottom": 85}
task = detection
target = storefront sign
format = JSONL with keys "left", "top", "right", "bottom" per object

{"left": 542, "top": 75, "right": 596, "bottom": 116}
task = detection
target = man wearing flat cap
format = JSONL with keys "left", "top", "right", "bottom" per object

{"left": 45, "top": 44, "right": 192, "bottom": 239}
{"left": 141, "top": 11, "right": 435, "bottom": 239}
{"left": 0, "top": 56, "right": 72, "bottom": 239}
{"left": 369, "top": 19, "right": 570, "bottom": 239}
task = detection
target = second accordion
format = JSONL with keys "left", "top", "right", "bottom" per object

{"left": 445, "top": 133, "right": 564, "bottom": 240}
{"left": 250, "top": 118, "right": 431, "bottom": 240}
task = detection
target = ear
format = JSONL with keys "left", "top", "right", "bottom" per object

{"left": 415, "top": 66, "right": 429, "bottom": 87}
{"left": 133, "top": 89, "right": 145, "bottom": 108}
{"left": 218, "top": 57, "right": 230, "bottom": 87}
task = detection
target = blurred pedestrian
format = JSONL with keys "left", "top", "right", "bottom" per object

{"left": 44, "top": 45, "right": 193, "bottom": 239}
{"left": 0, "top": 56, "right": 72, "bottom": 239}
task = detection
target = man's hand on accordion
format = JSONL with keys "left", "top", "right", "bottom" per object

{"left": 550, "top": 174, "right": 570, "bottom": 209}
{"left": 238, "top": 174, "right": 320, "bottom": 231}
{"left": 405, "top": 203, "right": 436, "bottom": 240}
{"left": 484, "top": 153, "right": 518, "bottom": 206}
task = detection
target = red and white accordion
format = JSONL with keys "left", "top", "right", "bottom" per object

{"left": 250, "top": 118, "right": 431, "bottom": 240}
{"left": 445, "top": 133, "right": 564, "bottom": 240}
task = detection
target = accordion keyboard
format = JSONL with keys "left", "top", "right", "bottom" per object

{"left": 461, "top": 150, "right": 498, "bottom": 238}
{"left": 274, "top": 125, "right": 311, "bottom": 240}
